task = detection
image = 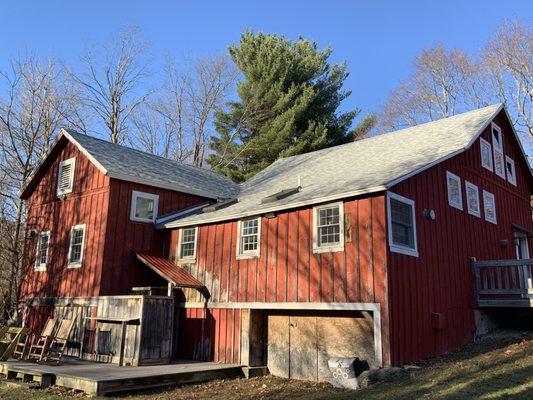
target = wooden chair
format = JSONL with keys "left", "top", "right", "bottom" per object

{"left": 12, "top": 332, "right": 33, "bottom": 360}
{"left": 0, "top": 327, "right": 28, "bottom": 361}
{"left": 41, "top": 319, "right": 75, "bottom": 364}
{"left": 28, "top": 318, "right": 57, "bottom": 361}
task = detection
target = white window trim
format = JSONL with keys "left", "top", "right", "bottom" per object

{"left": 57, "top": 157, "right": 76, "bottom": 197}
{"left": 387, "top": 192, "right": 419, "bottom": 258}
{"left": 130, "top": 191, "right": 159, "bottom": 223}
{"left": 480, "top": 138, "right": 493, "bottom": 172}
{"left": 35, "top": 231, "right": 50, "bottom": 272}
{"left": 177, "top": 227, "right": 198, "bottom": 261}
{"left": 312, "top": 201, "right": 345, "bottom": 254}
{"left": 67, "top": 224, "right": 86, "bottom": 268}
{"left": 236, "top": 217, "right": 261, "bottom": 259}
{"left": 505, "top": 155, "right": 517, "bottom": 186}
{"left": 446, "top": 171, "right": 463, "bottom": 211}
{"left": 464, "top": 181, "right": 481, "bottom": 218}
{"left": 482, "top": 190, "right": 497, "bottom": 225}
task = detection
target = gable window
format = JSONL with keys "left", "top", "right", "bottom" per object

{"left": 387, "top": 192, "right": 418, "bottom": 257}
{"left": 505, "top": 156, "right": 517, "bottom": 186}
{"left": 483, "top": 190, "right": 497, "bottom": 225}
{"left": 130, "top": 191, "right": 159, "bottom": 223}
{"left": 178, "top": 227, "right": 198, "bottom": 260}
{"left": 35, "top": 231, "right": 50, "bottom": 271}
{"left": 465, "top": 181, "right": 481, "bottom": 218}
{"left": 68, "top": 224, "right": 86, "bottom": 267}
{"left": 237, "top": 217, "right": 261, "bottom": 258}
{"left": 480, "top": 138, "right": 493, "bottom": 172}
{"left": 446, "top": 171, "right": 463, "bottom": 210}
{"left": 491, "top": 123, "right": 506, "bottom": 179}
{"left": 313, "top": 202, "right": 344, "bottom": 253}
{"left": 57, "top": 158, "right": 75, "bottom": 196}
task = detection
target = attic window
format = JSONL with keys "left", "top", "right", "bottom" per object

{"left": 491, "top": 123, "right": 506, "bottom": 179}
{"left": 446, "top": 171, "right": 463, "bottom": 210}
{"left": 57, "top": 158, "right": 75, "bottom": 196}
{"left": 505, "top": 156, "right": 517, "bottom": 186}
{"left": 130, "top": 191, "right": 159, "bottom": 223}
{"left": 480, "top": 138, "right": 493, "bottom": 172}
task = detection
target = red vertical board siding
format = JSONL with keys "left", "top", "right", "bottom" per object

{"left": 174, "top": 195, "right": 391, "bottom": 366}
{"left": 388, "top": 111, "right": 533, "bottom": 365}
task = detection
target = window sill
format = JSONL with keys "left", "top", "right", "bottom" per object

{"left": 67, "top": 263, "right": 82, "bottom": 269}
{"left": 34, "top": 266, "right": 47, "bottom": 272}
{"left": 390, "top": 245, "right": 419, "bottom": 257}
{"left": 236, "top": 253, "right": 260, "bottom": 260}
{"left": 313, "top": 245, "right": 344, "bottom": 254}
{"left": 130, "top": 218, "right": 156, "bottom": 224}
{"left": 176, "top": 258, "right": 196, "bottom": 264}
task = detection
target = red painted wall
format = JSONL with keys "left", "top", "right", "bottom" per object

{"left": 387, "top": 110, "right": 533, "bottom": 365}
{"left": 171, "top": 195, "right": 391, "bottom": 365}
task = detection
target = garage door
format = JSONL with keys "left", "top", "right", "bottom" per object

{"left": 267, "top": 314, "right": 375, "bottom": 382}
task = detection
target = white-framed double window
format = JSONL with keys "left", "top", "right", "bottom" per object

{"left": 464, "top": 181, "right": 481, "bottom": 218}
{"left": 480, "top": 138, "right": 493, "bottom": 172}
{"left": 446, "top": 171, "right": 463, "bottom": 211}
{"left": 491, "top": 123, "right": 506, "bottom": 179}
{"left": 482, "top": 190, "right": 497, "bottom": 225}
{"left": 312, "top": 202, "right": 344, "bottom": 253}
{"left": 130, "top": 191, "right": 159, "bottom": 223}
{"left": 505, "top": 156, "right": 517, "bottom": 186}
{"left": 387, "top": 192, "right": 418, "bottom": 257}
{"left": 67, "top": 224, "right": 86, "bottom": 268}
{"left": 237, "top": 217, "right": 261, "bottom": 258}
{"left": 177, "top": 227, "right": 198, "bottom": 260}
{"left": 57, "top": 157, "right": 76, "bottom": 197}
{"left": 35, "top": 231, "right": 50, "bottom": 271}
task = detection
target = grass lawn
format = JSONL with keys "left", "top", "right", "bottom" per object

{"left": 0, "top": 331, "right": 531, "bottom": 400}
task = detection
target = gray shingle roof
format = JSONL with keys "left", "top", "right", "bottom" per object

{"left": 64, "top": 130, "right": 239, "bottom": 199}
{"left": 161, "top": 104, "right": 509, "bottom": 228}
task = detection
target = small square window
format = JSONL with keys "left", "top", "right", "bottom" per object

{"left": 483, "top": 190, "right": 497, "bottom": 225}
{"left": 57, "top": 158, "right": 75, "bottom": 197}
{"left": 130, "top": 191, "right": 159, "bottom": 223}
{"left": 446, "top": 171, "right": 463, "bottom": 210}
{"left": 237, "top": 218, "right": 261, "bottom": 258}
{"left": 313, "top": 202, "right": 344, "bottom": 253}
{"left": 178, "top": 227, "right": 198, "bottom": 260}
{"left": 505, "top": 156, "right": 517, "bottom": 186}
{"left": 35, "top": 231, "right": 50, "bottom": 271}
{"left": 465, "top": 181, "right": 480, "bottom": 218}
{"left": 387, "top": 192, "right": 418, "bottom": 257}
{"left": 68, "top": 224, "right": 86, "bottom": 267}
{"left": 480, "top": 138, "right": 493, "bottom": 172}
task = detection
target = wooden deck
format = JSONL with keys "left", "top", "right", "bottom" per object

{"left": 472, "top": 258, "right": 533, "bottom": 307}
{"left": 0, "top": 357, "right": 243, "bottom": 395}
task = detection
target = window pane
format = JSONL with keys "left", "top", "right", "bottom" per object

{"left": 481, "top": 141, "right": 492, "bottom": 168}
{"left": 466, "top": 186, "right": 479, "bottom": 214}
{"left": 181, "top": 242, "right": 195, "bottom": 258}
{"left": 70, "top": 228, "right": 84, "bottom": 263}
{"left": 180, "top": 228, "right": 196, "bottom": 258}
{"left": 240, "top": 219, "right": 259, "bottom": 254}
{"left": 447, "top": 177, "right": 461, "bottom": 206}
{"left": 390, "top": 198, "right": 415, "bottom": 249}
{"left": 135, "top": 197, "right": 154, "bottom": 220}
{"left": 494, "top": 150, "right": 505, "bottom": 177}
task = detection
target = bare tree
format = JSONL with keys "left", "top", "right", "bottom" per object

{"left": 0, "top": 56, "right": 83, "bottom": 320}
{"left": 73, "top": 27, "right": 151, "bottom": 144}
{"left": 131, "top": 55, "right": 237, "bottom": 166}
{"left": 483, "top": 21, "right": 532, "bottom": 136}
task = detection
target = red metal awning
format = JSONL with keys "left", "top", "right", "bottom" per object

{"left": 135, "top": 252, "right": 204, "bottom": 289}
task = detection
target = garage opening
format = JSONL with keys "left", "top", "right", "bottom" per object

{"left": 248, "top": 309, "right": 377, "bottom": 382}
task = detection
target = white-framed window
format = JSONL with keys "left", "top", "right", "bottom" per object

{"left": 464, "top": 181, "right": 481, "bottom": 218}
{"left": 480, "top": 138, "right": 493, "bottom": 172}
{"left": 237, "top": 217, "right": 261, "bottom": 258}
{"left": 67, "top": 224, "right": 86, "bottom": 267}
{"left": 505, "top": 156, "right": 517, "bottom": 186}
{"left": 177, "top": 227, "right": 198, "bottom": 260}
{"left": 57, "top": 157, "right": 75, "bottom": 196}
{"left": 483, "top": 190, "right": 497, "bottom": 225}
{"left": 491, "top": 123, "right": 506, "bottom": 179}
{"left": 387, "top": 192, "right": 418, "bottom": 257}
{"left": 35, "top": 231, "right": 50, "bottom": 271}
{"left": 312, "top": 202, "right": 345, "bottom": 253}
{"left": 130, "top": 191, "right": 159, "bottom": 223}
{"left": 446, "top": 171, "right": 463, "bottom": 210}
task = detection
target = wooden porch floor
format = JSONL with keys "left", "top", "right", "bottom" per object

{"left": 0, "top": 357, "right": 243, "bottom": 395}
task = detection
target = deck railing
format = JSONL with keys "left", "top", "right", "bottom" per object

{"left": 471, "top": 258, "right": 533, "bottom": 307}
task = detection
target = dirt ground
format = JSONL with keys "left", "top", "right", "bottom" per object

{"left": 0, "top": 330, "right": 532, "bottom": 400}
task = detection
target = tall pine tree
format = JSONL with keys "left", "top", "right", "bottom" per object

{"left": 208, "top": 32, "right": 376, "bottom": 182}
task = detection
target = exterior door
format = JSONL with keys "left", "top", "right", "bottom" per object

{"left": 514, "top": 231, "right": 532, "bottom": 298}
{"left": 514, "top": 231, "right": 530, "bottom": 260}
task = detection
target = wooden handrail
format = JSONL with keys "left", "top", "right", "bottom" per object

{"left": 472, "top": 258, "right": 533, "bottom": 267}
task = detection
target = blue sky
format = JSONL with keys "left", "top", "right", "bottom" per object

{"left": 1, "top": 0, "right": 532, "bottom": 121}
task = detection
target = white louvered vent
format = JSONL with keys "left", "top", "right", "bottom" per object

{"left": 57, "top": 158, "right": 75, "bottom": 196}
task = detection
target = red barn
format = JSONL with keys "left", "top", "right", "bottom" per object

{"left": 18, "top": 104, "right": 533, "bottom": 379}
